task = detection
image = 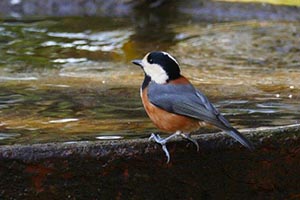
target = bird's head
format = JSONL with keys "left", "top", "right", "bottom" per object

{"left": 132, "top": 51, "right": 181, "bottom": 84}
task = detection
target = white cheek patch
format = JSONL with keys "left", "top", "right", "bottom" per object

{"left": 142, "top": 59, "right": 168, "bottom": 84}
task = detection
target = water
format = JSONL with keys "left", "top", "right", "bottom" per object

{"left": 0, "top": 17, "right": 299, "bottom": 145}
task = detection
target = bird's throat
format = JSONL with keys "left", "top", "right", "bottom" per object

{"left": 142, "top": 74, "right": 151, "bottom": 90}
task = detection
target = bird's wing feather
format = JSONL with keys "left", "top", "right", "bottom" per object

{"left": 147, "top": 82, "right": 230, "bottom": 129}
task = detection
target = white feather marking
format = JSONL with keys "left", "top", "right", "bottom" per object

{"left": 143, "top": 63, "right": 168, "bottom": 84}
{"left": 141, "top": 55, "right": 168, "bottom": 84}
{"left": 162, "top": 51, "right": 179, "bottom": 65}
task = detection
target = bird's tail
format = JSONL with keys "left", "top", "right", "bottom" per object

{"left": 215, "top": 114, "right": 255, "bottom": 151}
{"left": 225, "top": 128, "right": 255, "bottom": 151}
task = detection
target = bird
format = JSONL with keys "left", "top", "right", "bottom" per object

{"left": 132, "top": 51, "right": 254, "bottom": 163}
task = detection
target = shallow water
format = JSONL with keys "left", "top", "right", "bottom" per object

{"left": 0, "top": 16, "right": 299, "bottom": 145}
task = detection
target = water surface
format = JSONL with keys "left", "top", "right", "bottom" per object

{"left": 0, "top": 17, "right": 299, "bottom": 144}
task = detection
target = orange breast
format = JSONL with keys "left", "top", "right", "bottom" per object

{"left": 141, "top": 86, "right": 202, "bottom": 133}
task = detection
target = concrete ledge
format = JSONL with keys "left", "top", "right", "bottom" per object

{"left": 0, "top": 124, "right": 299, "bottom": 161}
{"left": 1, "top": 124, "right": 300, "bottom": 199}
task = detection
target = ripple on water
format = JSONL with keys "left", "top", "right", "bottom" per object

{"left": 58, "top": 61, "right": 118, "bottom": 78}
{"left": 258, "top": 102, "right": 300, "bottom": 114}
{"left": 96, "top": 136, "right": 123, "bottom": 140}
{"left": 217, "top": 100, "right": 249, "bottom": 106}
{"left": 0, "top": 76, "right": 38, "bottom": 81}
{"left": 247, "top": 109, "right": 277, "bottom": 114}
{"left": 0, "top": 94, "right": 24, "bottom": 105}
{"left": 257, "top": 102, "right": 293, "bottom": 109}
{"left": 45, "top": 30, "right": 133, "bottom": 53}
{"left": 0, "top": 133, "right": 20, "bottom": 140}
{"left": 53, "top": 58, "right": 88, "bottom": 63}
{"left": 43, "top": 84, "right": 71, "bottom": 88}
{"left": 48, "top": 118, "right": 79, "bottom": 124}
{"left": 41, "top": 40, "right": 87, "bottom": 48}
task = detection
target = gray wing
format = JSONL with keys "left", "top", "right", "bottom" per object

{"left": 147, "top": 82, "right": 231, "bottom": 130}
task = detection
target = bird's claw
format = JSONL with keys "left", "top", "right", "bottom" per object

{"left": 180, "top": 133, "right": 200, "bottom": 152}
{"left": 148, "top": 133, "right": 171, "bottom": 163}
{"left": 189, "top": 138, "right": 200, "bottom": 152}
{"left": 148, "top": 133, "right": 156, "bottom": 141}
{"left": 149, "top": 133, "right": 164, "bottom": 144}
{"left": 162, "top": 144, "right": 170, "bottom": 163}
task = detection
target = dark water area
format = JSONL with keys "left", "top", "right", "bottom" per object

{"left": 0, "top": 14, "right": 300, "bottom": 145}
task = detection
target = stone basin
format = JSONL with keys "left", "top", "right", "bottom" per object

{"left": 1, "top": 124, "right": 300, "bottom": 199}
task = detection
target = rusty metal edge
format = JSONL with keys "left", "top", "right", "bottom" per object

{"left": 0, "top": 124, "right": 299, "bottom": 161}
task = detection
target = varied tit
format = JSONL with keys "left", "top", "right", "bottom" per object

{"left": 132, "top": 51, "right": 254, "bottom": 163}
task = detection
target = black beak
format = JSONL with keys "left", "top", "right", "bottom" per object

{"left": 132, "top": 59, "right": 143, "bottom": 67}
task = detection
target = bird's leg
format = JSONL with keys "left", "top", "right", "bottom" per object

{"left": 149, "top": 131, "right": 181, "bottom": 163}
{"left": 180, "top": 133, "right": 199, "bottom": 151}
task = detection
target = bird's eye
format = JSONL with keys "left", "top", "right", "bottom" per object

{"left": 147, "top": 56, "right": 154, "bottom": 64}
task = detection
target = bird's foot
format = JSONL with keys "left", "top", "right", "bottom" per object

{"left": 180, "top": 133, "right": 199, "bottom": 151}
{"left": 149, "top": 133, "right": 170, "bottom": 163}
{"left": 149, "top": 132, "right": 180, "bottom": 163}
{"left": 149, "top": 133, "right": 163, "bottom": 143}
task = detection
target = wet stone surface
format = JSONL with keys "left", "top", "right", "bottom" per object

{"left": 0, "top": 125, "right": 300, "bottom": 199}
